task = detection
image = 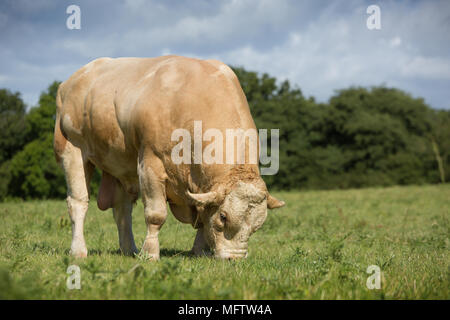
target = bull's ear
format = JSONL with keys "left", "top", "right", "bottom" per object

{"left": 267, "top": 194, "right": 285, "bottom": 209}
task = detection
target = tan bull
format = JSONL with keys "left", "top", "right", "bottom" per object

{"left": 53, "top": 55, "right": 284, "bottom": 260}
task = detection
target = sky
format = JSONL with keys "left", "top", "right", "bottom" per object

{"left": 1, "top": 0, "right": 449, "bottom": 109}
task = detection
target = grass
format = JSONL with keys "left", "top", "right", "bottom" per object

{"left": 0, "top": 184, "right": 448, "bottom": 299}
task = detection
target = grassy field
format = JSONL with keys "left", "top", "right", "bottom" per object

{"left": 0, "top": 184, "right": 448, "bottom": 299}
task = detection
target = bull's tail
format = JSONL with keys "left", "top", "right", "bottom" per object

{"left": 53, "top": 83, "right": 67, "bottom": 164}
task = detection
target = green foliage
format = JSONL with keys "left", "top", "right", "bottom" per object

{"left": 0, "top": 89, "right": 27, "bottom": 163}
{"left": 0, "top": 185, "right": 448, "bottom": 299}
{"left": 8, "top": 133, "right": 66, "bottom": 199}
{"left": 0, "top": 89, "right": 28, "bottom": 200}
{"left": 429, "top": 109, "right": 450, "bottom": 182}
{"left": 232, "top": 68, "right": 448, "bottom": 190}
{"left": 25, "top": 81, "right": 60, "bottom": 141}
{"left": 312, "top": 87, "right": 434, "bottom": 188}
{"left": 0, "top": 161, "right": 12, "bottom": 200}
{"left": 0, "top": 82, "right": 66, "bottom": 199}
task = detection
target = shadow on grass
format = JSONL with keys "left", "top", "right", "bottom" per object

{"left": 32, "top": 246, "right": 128, "bottom": 257}
{"left": 88, "top": 248, "right": 194, "bottom": 258}
{"left": 32, "top": 241, "right": 196, "bottom": 258}
{"left": 88, "top": 248, "right": 125, "bottom": 256}
{"left": 160, "top": 248, "right": 193, "bottom": 258}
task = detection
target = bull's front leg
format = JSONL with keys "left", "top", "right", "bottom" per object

{"left": 138, "top": 154, "right": 167, "bottom": 260}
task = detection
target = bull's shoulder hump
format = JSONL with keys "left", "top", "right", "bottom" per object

{"left": 65, "top": 57, "right": 155, "bottom": 84}
{"left": 72, "top": 57, "right": 114, "bottom": 78}
{"left": 60, "top": 58, "right": 113, "bottom": 94}
{"left": 145, "top": 56, "right": 236, "bottom": 79}
{"left": 204, "top": 59, "right": 239, "bottom": 82}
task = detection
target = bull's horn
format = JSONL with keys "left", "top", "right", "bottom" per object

{"left": 267, "top": 194, "right": 285, "bottom": 209}
{"left": 187, "top": 191, "right": 218, "bottom": 206}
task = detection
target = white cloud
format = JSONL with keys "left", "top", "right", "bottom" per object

{"left": 401, "top": 56, "right": 450, "bottom": 80}
{"left": 0, "top": 74, "right": 9, "bottom": 83}
{"left": 0, "top": 12, "right": 8, "bottom": 28}
{"left": 0, "top": 0, "right": 449, "bottom": 109}
{"left": 389, "top": 37, "right": 402, "bottom": 48}
{"left": 206, "top": 0, "right": 450, "bottom": 107}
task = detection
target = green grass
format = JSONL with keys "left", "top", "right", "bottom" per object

{"left": 0, "top": 184, "right": 448, "bottom": 299}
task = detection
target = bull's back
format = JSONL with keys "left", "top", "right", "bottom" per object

{"left": 56, "top": 55, "right": 257, "bottom": 184}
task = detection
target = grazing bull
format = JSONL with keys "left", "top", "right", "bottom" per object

{"left": 53, "top": 55, "right": 284, "bottom": 260}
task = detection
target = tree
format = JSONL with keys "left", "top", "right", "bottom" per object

{"left": 319, "top": 86, "right": 434, "bottom": 187}
{"left": 0, "top": 89, "right": 28, "bottom": 200}
{"left": 25, "top": 81, "right": 60, "bottom": 140}
{"left": 429, "top": 109, "right": 450, "bottom": 183}
{"left": 0, "top": 89, "right": 27, "bottom": 163}
{"left": 7, "top": 82, "right": 67, "bottom": 199}
{"left": 9, "top": 132, "right": 66, "bottom": 199}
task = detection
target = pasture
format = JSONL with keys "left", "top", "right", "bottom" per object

{"left": 0, "top": 184, "right": 448, "bottom": 299}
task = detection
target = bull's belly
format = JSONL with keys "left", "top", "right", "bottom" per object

{"left": 64, "top": 126, "right": 140, "bottom": 197}
{"left": 86, "top": 145, "right": 139, "bottom": 194}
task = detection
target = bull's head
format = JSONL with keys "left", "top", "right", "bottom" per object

{"left": 187, "top": 180, "right": 284, "bottom": 259}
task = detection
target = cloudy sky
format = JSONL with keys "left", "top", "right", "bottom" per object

{"left": 1, "top": 0, "right": 449, "bottom": 109}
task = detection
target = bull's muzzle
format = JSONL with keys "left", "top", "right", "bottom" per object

{"left": 215, "top": 248, "right": 248, "bottom": 259}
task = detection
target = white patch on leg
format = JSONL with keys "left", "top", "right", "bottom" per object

{"left": 67, "top": 196, "right": 88, "bottom": 258}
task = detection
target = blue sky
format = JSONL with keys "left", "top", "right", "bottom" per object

{"left": 1, "top": 0, "right": 449, "bottom": 109}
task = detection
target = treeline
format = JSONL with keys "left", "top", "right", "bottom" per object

{"left": 0, "top": 68, "right": 449, "bottom": 200}
{"left": 233, "top": 67, "right": 450, "bottom": 190}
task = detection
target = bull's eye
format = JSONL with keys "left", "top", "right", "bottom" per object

{"left": 219, "top": 213, "right": 227, "bottom": 223}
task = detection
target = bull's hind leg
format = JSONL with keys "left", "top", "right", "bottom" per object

{"left": 112, "top": 183, "right": 138, "bottom": 256}
{"left": 60, "top": 143, "right": 94, "bottom": 258}
{"left": 138, "top": 152, "right": 168, "bottom": 260}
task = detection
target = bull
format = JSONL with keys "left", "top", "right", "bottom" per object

{"left": 53, "top": 55, "right": 284, "bottom": 260}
